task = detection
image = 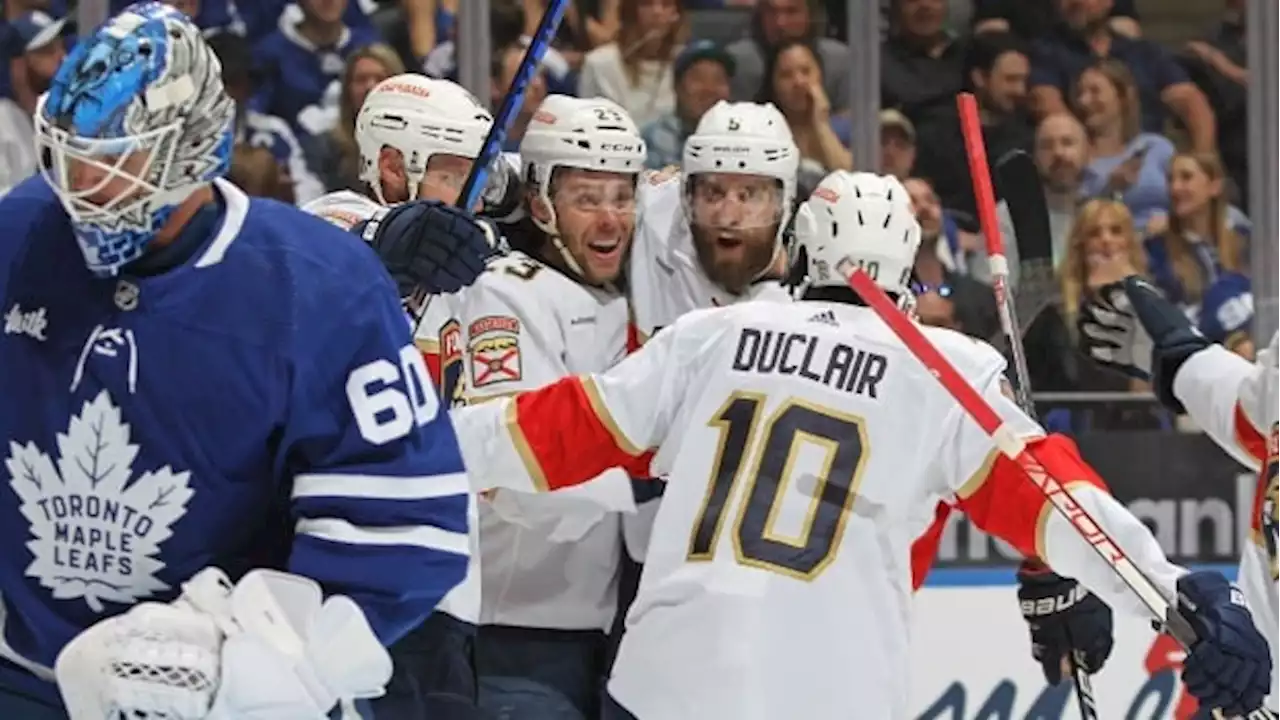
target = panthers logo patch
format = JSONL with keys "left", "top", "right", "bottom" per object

{"left": 438, "top": 319, "right": 465, "bottom": 407}
{"left": 468, "top": 316, "right": 522, "bottom": 388}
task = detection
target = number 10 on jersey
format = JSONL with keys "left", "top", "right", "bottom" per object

{"left": 686, "top": 391, "right": 870, "bottom": 580}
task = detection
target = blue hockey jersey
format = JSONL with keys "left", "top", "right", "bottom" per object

{"left": 0, "top": 177, "right": 469, "bottom": 704}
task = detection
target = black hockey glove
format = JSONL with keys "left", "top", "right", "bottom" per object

{"left": 1016, "top": 559, "right": 1113, "bottom": 685}
{"left": 359, "top": 200, "right": 498, "bottom": 297}
{"left": 1078, "top": 276, "right": 1211, "bottom": 414}
{"left": 1176, "top": 571, "right": 1274, "bottom": 718}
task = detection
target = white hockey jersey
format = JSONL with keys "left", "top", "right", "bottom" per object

{"left": 301, "top": 189, "right": 481, "bottom": 624}
{"left": 1173, "top": 332, "right": 1278, "bottom": 711}
{"left": 458, "top": 251, "right": 634, "bottom": 631}
{"left": 627, "top": 174, "right": 791, "bottom": 348}
{"left": 452, "top": 300, "right": 1187, "bottom": 719}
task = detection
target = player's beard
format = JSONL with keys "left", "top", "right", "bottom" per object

{"left": 692, "top": 224, "right": 777, "bottom": 296}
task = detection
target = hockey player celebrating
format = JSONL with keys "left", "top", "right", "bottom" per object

{"left": 302, "top": 73, "right": 497, "bottom": 718}
{"left": 455, "top": 93, "right": 644, "bottom": 720}
{"left": 303, "top": 72, "right": 500, "bottom": 303}
{"left": 0, "top": 4, "right": 479, "bottom": 718}
{"left": 628, "top": 100, "right": 798, "bottom": 346}
{"left": 451, "top": 171, "right": 1274, "bottom": 719}
{"left": 1077, "top": 275, "right": 1278, "bottom": 716}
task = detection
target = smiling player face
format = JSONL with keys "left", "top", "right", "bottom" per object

{"left": 547, "top": 168, "right": 637, "bottom": 285}
{"left": 688, "top": 173, "right": 783, "bottom": 295}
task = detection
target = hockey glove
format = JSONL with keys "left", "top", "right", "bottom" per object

{"left": 361, "top": 200, "right": 499, "bottom": 297}
{"left": 1078, "top": 276, "right": 1210, "bottom": 413}
{"left": 1016, "top": 559, "right": 1113, "bottom": 685}
{"left": 1175, "top": 571, "right": 1273, "bottom": 717}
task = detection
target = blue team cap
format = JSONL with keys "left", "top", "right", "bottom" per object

{"left": 8, "top": 11, "right": 67, "bottom": 56}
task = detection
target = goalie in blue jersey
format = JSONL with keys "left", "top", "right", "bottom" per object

{"left": 0, "top": 3, "right": 494, "bottom": 718}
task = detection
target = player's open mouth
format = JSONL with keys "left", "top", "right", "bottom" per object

{"left": 588, "top": 239, "right": 623, "bottom": 259}
{"left": 715, "top": 235, "right": 744, "bottom": 250}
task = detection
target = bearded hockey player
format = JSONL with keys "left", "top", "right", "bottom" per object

{"left": 452, "top": 93, "right": 642, "bottom": 720}
{"left": 0, "top": 5, "right": 473, "bottom": 718}
{"left": 628, "top": 100, "right": 797, "bottom": 350}
{"left": 451, "top": 171, "right": 1274, "bottom": 720}
{"left": 1078, "top": 276, "right": 1278, "bottom": 716}
{"left": 301, "top": 71, "right": 497, "bottom": 719}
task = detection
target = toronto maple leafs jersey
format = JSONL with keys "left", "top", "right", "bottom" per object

{"left": 302, "top": 188, "right": 481, "bottom": 624}
{"left": 0, "top": 177, "right": 469, "bottom": 704}
{"left": 453, "top": 301, "right": 1187, "bottom": 719}
{"left": 1173, "top": 332, "right": 1279, "bottom": 711}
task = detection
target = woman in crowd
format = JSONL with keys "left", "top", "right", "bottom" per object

{"left": 1145, "top": 151, "right": 1254, "bottom": 356}
{"left": 755, "top": 39, "right": 852, "bottom": 177}
{"left": 1024, "top": 199, "right": 1164, "bottom": 429}
{"left": 313, "top": 43, "right": 405, "bottom": 192}
{"left": 578, "top": 0, "right": 686, "bottom": 127}
{"left": 1074, "top": 59, "right": 1175, "bottom": 231}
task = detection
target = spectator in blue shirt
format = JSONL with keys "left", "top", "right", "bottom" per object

{"left": 1074, "top": 59, "right": 1174, "bottom": 231}
{"left": 251, "top": 0, "right": 379, "bottom": 147}
{"left": 1027, "top": 0, "right": 1215, "bottom": 152}
{"left": 1144, "top": 151, "right": 1251, "bottom": 330}
{"left": 0, "top": 0, "right": 67, "bottom": 102}
{"left": 209, "top": 32, "right": 325, "bottom": 205}
{"left": 109, "top": 0, "right": 246, "bottom": 35}
{"left": 238, "top": 0, "right": 374, "bottom": 41}
{"left": 641, "top": 40, "right": 733, "bottom": 170}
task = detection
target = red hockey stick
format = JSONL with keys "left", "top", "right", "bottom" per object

{"left": 955, "top": 92, "right": 1098, "bottom": 716}
{"left": 843, "top": 265, "right": 1201, "bottom": 651}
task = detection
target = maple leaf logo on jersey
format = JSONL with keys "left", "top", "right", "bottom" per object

{"left": 4, "top": 390, "right": 194, "bottom": 613}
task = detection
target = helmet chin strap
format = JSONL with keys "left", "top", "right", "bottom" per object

{"left": 530, "top": 204, "right": 589, "bottom": 279}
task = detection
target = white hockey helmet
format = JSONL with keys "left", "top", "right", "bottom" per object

{"left": 519, "top": 94, "right": 645, "bottom": 274}
{"left": 682, "top": 101, "right": 800, "bottom": 251}
{"left": 795, "top": 171, "right": 921, "bottom": 299}
{"left": 355, "top": 74, "right": 494, "bottom": 204}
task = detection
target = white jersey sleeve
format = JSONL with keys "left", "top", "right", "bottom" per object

{"left": 450, "top": 304, "right": 702, "bottom": 494}
{"left": 932, "top": 332, "right": 1187, "bottom": 621}
{"left": 1172, "top": 334, "right": 1276, "bottom": 470}
{"left": 1172, "top": 333, "right": 1278, "bottom": 711}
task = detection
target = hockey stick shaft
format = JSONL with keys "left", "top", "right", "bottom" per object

{"left": 411, "top": 0, "right": 570, "bottom": 329}
{"left": 954, "top": 93, "right": 1098, "bottom": 716}
{"left": 956, "top": 94, "right": 1035, "bottom": 413}
{"left": 844, "top": 266, "right": 1200, "bottom": 646}
{"left": 455, "top": 0, "right": 568, "bottom": 213}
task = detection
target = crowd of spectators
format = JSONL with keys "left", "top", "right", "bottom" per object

{"left": 0, "top": 0, "right": 1264, "bottom": 429}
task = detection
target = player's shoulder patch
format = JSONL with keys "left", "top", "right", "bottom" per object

{"left": 438, "top": 318, "right": 466, "bottom": 404}
{"left": 467, "top": 315, "right": 523, "bottom": 388}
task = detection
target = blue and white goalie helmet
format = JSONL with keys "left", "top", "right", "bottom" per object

{"left": 34, "top": 1, "right": 236, "bottom": 277}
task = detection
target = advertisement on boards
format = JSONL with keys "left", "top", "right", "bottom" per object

{"left": 909, "top": 430, "right": 1264, "bottom": 719}
{"left": 908, "top": 577, "right": 1234, "bottom": 720}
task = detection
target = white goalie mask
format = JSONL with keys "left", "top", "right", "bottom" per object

{"left": 355, "top": 75, "right": 494, "bottom": 205}
{"left": 794, "top": 171, "right": 921, "bottom": 302}
{"left": 681, "top": 101, "right": 800, "bottom": 273}
{"left": 519, "top": 94, "right": 645, "bottom": 276}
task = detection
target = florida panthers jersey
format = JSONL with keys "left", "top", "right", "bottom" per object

{"left": 457, "top": 251, "right": 634, "bottom": 631}
{"left": 1173, "top": 333, "right": 1278, "bottom": 711}
{"left": 302, "top": 188, "right": 480, "bottom": 624}
{"left": 628, "top": 174, "right": 791, "bottom": 347}
{"left": 0, "top": 177, "right": 469, "bottom": 704}
{"left": 453, "top": 301, "right": 1186, "bottom": 719}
